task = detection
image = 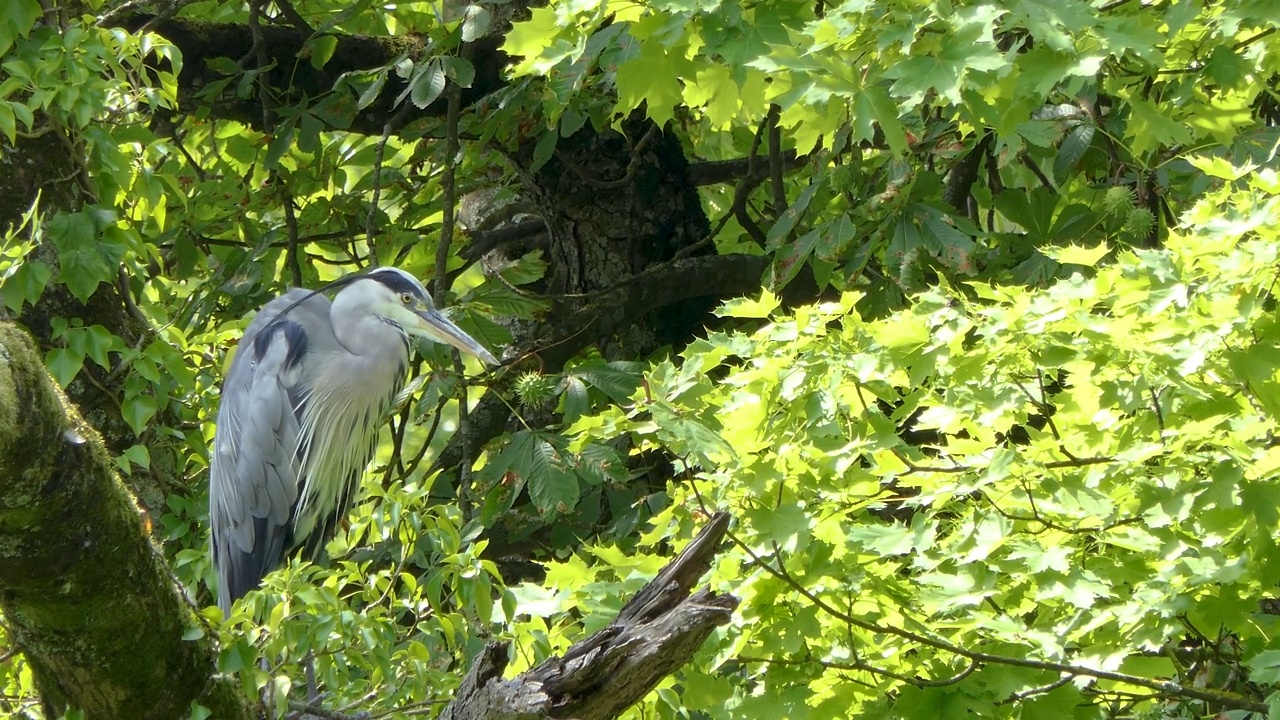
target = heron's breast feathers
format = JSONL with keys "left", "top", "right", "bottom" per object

{"left": 289, "top": 350, "right": 408, "bottom": 544}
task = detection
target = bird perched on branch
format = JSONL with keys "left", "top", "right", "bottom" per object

{"left": 209, "top": 267, "right": 498, "bottom": 613}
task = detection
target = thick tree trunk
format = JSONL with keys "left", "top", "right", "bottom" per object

{"left": 523, "top": 115, "right": 717, "bottom": 353}
{"left": 0, "top": 323, "right": 252, "bottom": 719}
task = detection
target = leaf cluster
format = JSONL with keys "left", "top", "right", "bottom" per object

{"left": 550, "top": 168, "right": 1280, "bottom": 718}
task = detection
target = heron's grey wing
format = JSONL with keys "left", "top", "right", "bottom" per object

{"left": 209, "top": 288, "right": 332, "bottom": 613}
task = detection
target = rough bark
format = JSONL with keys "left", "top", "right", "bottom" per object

{"left": 438, "top": 513, "right": 737, "bottom": 720}
{"left": 0, "top": 323, "right": 252, "bottom": 720}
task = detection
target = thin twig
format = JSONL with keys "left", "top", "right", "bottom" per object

{"left": 433, "top": 85, "right": 462, "bottom": 300}
{"left": 283, "top": 185, "right": 304, "bottom": 286}
{"left": 998, "top": 674, "right": 1074, "bottom": 704}
{"left": 555, "top": 125, "right": 659, "bottom": 191}
{"left": 400, "top": 393, "right": 449, "bottom": 480}
{"left": 671, "top": 208, "right": 733, "bottom": 260}
{"left": 95, "top": 0, "right": 153, "bottom": 25}
{"left": 434, "top": 83, "right": 475, "bottom": 517}
{"left": 1235, "top": 27, "right": 1276, "bottom": 51}
{"left": 116, "top": 266, "right": 151, "bottom": 326}
{"left": 732, "top": 114, "right": 772, "bottom": 246}
{"left": 767, "top": 104, "right": 786, "bottom": 216}
{"left": 739, "top": 655, "right": 979, "bottom": 688}
{"left": 273, "top": 0, "right": 314, "bottom": 33}
{"left": 286, "top": 698, "right": 365, "bottom": 720}
{"left": 1148, "top": 383, "right": 1166, "bottom": 434}
{"left": 366, "top": 103, "right": 412, "bottom": 266}
{"left": 1021, "top": 154, "right": 1056, "bottom": 193}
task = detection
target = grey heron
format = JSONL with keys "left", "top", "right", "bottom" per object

{"left": 209, "top": 267, "right": 498, "bottom": 614}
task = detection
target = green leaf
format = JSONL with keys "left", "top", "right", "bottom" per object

{"left": 1015, "top": 120, "right": 1062, "bottom": 148}
{"left": 573, "top": 362, "right": 641, "bottom": 404}
{"left": 530, "top": 128, "right": 558, "bottom": 172}
{"left": 1041, "top": 242, "right": 1110, "bottom": 267}
{"left": 1126, "top": 96, "right": 1193, "bottom": 155}
{"left": 719, "top": 289, "right": 780, "bottom": 319}
{"left": 1248, "top": 650, "right": 1280, "bottom": 685}
{"left": 652, "top": 402, "right": 735, "bottom": 464}
{"left": 766, "top": 183, "right": 819, "bottom": 249}
{"left": 503, "top": 5, "right": 565, "bottom": 75}
{"left": 1187, "top": 154, "right": 1253, "bottom": 181}
{"left": 122, "top": 393, "right": 158, "bottom": 436}
{"left": 264, "top": 122, "right": 295, "bottom": 169}
{"left": 0, "top": 259, "right": 51, "bottom": 312}
{"left": 0, "top": 102, "right": 15, "bottom": 144}
{"left": 455, "top": 309, "right": 510, "bottom": 353}
{"left": 409, "top": 60, "right": 446, "bottom": 110}
{"left": 45, "top": 347, "right": 84, "bottom": 387}
{"left": 1204, "top": 43, "right": 1246, "bottom": 89}
{"left": 770, "top": 228, "right": 821, "bottom": 290}
{"left": 441, "top": 56, "right": 475, "bottom": 89}
{"left": 122, "top": 443, "right": 151, "bottom": 470}
{"left": 50, "top": 212, "right": 111, "bottom": 302}
{"left": 498, "top": 251, "right": 548, "bottom": 286}
{"left": 560, "top": 375, "right": 590, "bottom": 425}
{"left": 205, "top": 56, "right": 241, "bottom": 76}
{"left": 615, "top": 35, "right": 689, "bottom": 127}
{"left": 463, "top": 283, "right": 549, "bottom": 319}
{"left": 482, "top": 431, "right": 580, "bottom": 517}
{"left": 858, "top": 85, "right": 908, "bottom": 156}
{"left": 356, "top": 70, "right": 388, "bottom": 110}
{"left": 527, "top": 437, "right": 579, "bottom": 515}
{"left": 576, "top": 443, "right": 625, "bottom": 486}
{"left": 461, "top": 5, "right": 491, "bottom": 42}
{"left": 1053, "top": 122, "right": 1095, "bottom": 183}
{"left": 307, "top": 35, "right": 339, "bottom": 70}
{"left": 0, "top": 0, "right": 41, "bottom": 56}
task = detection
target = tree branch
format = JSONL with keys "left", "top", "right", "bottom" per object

{"left": 729, "top": 522, "right": 1267, "bottom": 715}
{"left": 688, "top": 150, "right": 805, "bottom": 187}
{"left": 119, "top": 14, "right": 510, "bottom": 137}
{"left": 942, "top": 133, "right": 992, "bottom": 214}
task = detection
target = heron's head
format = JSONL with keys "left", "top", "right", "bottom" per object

{"left": 345, "top": 267, "right": 499, "bottom": 366}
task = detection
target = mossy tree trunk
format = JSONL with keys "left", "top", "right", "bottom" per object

{"left": 0, "top": 324, "right": 253, "bottom": 720}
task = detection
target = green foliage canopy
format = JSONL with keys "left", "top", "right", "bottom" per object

{"left": 555, "top": 169, "right": 1280, "bottom": 717}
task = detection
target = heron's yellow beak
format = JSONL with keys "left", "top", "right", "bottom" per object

{"left": 412, "top": 307, "right": 499, "bottom": 366}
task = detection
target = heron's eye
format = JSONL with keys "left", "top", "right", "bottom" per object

{"left": 400, "top": 293, "right": 413, "bottom": 305}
